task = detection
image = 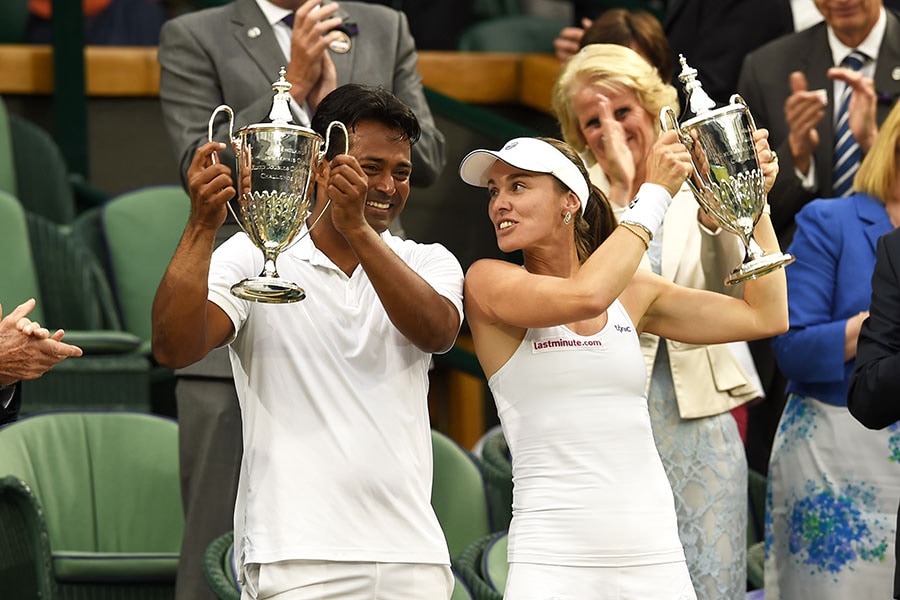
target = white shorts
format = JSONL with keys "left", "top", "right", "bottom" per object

{"left": 240, "top": 559, "right": 453, "bottom": 600}
{"left": 503, "top": 560, "right": 697, "bottom": 600}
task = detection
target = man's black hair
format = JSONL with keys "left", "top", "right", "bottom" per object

{"left": 311, "top": 84, "right": 421, "bottom": 159}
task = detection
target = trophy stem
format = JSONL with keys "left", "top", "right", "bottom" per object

{"left": 726, "top": 235, "right": 795, "bottom": 286}
{"left": 263, "top": 255, "right": 279, "bottom": 279}
{"left": 229, "top": 252, "right": 306, "bottom": 303}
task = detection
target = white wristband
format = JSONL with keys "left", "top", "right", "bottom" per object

{"left": 620, "top": 183, "right": 673, "bottom": 239}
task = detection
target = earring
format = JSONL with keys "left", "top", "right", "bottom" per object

{"left": 564, "top": 212, "right": 572, "bottom": 224}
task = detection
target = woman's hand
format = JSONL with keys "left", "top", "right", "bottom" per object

{"left": 753, "top": 128, "right": 779, "bottom": 193}
{"left": 644, "top": 130, "right": 692, "bottom": 197}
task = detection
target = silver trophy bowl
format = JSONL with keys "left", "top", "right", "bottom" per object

{"left": 660, "top": 56, "right": 793, "bottom": 285}
{"left": 208, "top": 69, "right": 347, "bottom": 303}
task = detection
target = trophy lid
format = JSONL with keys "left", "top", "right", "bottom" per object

{"left": 237, "top": 67, "right": 318, "bottom": 138}
{"left": 268, "top": 67, "right": 295, "bottom": 125}
{"left": 677, "top": 55, "right": 717, "bottom": 119}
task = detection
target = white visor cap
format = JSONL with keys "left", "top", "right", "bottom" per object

{"left": 458, "top": 137, "right": 590, "bottom": 213}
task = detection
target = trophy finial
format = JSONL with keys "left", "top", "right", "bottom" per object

{"left": 268, "top": 67, "right": 294, "bottom": 125}
{"left": 677, "top": 54, "right": 716, "bottom": 117}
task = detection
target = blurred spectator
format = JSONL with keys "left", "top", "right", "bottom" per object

{"left": 555, "top": 8, "right": 674, "bottom": 80}
{"left": 25, "top": 0, "right": 171, "bottom": 45}
{"left": 360, "top": 0, "right": 477, "bottom": 50}
{"left": 664, "top": 0, "right": 793, "bottom": 106}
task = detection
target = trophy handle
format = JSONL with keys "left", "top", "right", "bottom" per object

{"left": 208, "top": 105, "right": 250, "bottom": 233}
{"left": 322, "top": 120, "right": 350, "bottom": 158}
{"left": 659, "top": 105, "right": 708, "bottom": 202}
{"left": 305, "top": 121, "right": 351, "bottom": 232}
{"left": 207, "top": 104, "right": 236, "bottom": 164}
{"left": 730, "top": 94, "right": 758, "bottom": 132}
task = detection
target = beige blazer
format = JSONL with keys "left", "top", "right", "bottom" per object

{"left": 640, "top": 187, "right": 759, "bottom": 418}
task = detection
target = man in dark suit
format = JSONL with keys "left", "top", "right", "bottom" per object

{"left": 1, "top": 298, "right": 83, "bottom": 425}
{"left": 735, "top": 0, "right": 900, "bottom": 475}
{"left": 737, "top": 0, "right": 900, "bottom": 247}
{"left": 848, "top": 226, "right": 900, "bottom": 598}
{"left": 157, "top": 2, "right": 446, "bottom": 598}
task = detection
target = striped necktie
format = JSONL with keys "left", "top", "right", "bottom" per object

{"left": 833, "top": 50, "right": 868, "bottom": 197}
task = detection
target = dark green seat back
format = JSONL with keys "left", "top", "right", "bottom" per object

{"left": 0, "top": 190, "right": 46, "bottom": 323}
{"left": 431, "top": 430, "right": 493, "bottom": 559}
{"left": 0, "top": 412, "right": 183, "bottom": 580}
{"left": 0, "top": 0, "right": 29, "bottom": 43}
{"left": 452, "top": 533, "right": 502, "bottom": 600}
{"left": 0, "top": 476, "right": 57, "bottom": 599}
{"left": 480, "top": 430, "right": 513, "bottom": 531}
{"left": 457, "top": 15, "right": 570, "bottom": 53}
{"left": 202, "top": 531, "right": 241, "bottom": 600}
{"left": 101, "top": 186, "right": 190, "bottom": 345}
{"left": 0, "top": 97, "right": 16, "bottom": 196}
{"left": 481, "top": 530, "right": 508, "bottom": 593}
{"left": 9, "top": 114, "right": 77, "bottom": 225}
{"left": 451, "top": 568, "right": 475, "bottom": 600}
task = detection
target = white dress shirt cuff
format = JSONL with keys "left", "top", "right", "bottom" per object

{"left": 794, "top": 160, "right": 817, "bottom": 191}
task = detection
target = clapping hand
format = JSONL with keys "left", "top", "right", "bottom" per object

{"left": 0, "top": 299, "right": 82, "bottom": 386}
{"left": 828, "top": 66, "right": 878, "bottom": 152}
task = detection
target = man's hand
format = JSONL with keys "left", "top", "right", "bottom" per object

{"left": 784, "top": 71, "right": 826, "bottom": 175}
{"left": 187, "top": 141, "right": 235, "bottom": 231}
{"left": 553, "top": 18, "right": 592, "bottom": 64}
{"left": 285, "top": 0, "right": 344, "bottom": 107}
{"left": 0, "top": 299, "right": 83, "bottom": 386}
{"left": 324, "top": 154, "right": 369, "bottom": 236}
{"left": 307, "top": 52, "right": 337, "bottom": 112}
{"left": 828, "top": 66, "right": 878, "bottom": 152}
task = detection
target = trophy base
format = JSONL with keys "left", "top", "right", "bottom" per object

{"left": 726, "top": 252, "right": 795, "bottom": 286}
{"left": 230, "top": 277, "right": 306, "bottom": 303}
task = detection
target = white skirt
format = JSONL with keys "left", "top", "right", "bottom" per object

{"left": 503, "top": 560, "right": 697, "bottom": 600}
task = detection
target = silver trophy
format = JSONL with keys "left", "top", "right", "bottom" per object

{"left": 208, "top": 68, "right": 348, "bottom": 303}
{"left": 660, "top": 55, "right": 793, "bottom": 286}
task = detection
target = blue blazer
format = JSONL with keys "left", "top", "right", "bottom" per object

{"left": 772, "top": 193, "right": 893, "bottom": 406}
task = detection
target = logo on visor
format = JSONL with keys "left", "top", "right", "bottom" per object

{"left": 503, "top": 141, "right": 519, "bottom": 151}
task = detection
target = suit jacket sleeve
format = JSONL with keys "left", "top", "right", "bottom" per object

{"left": 387, "top": 10, "right": 445, "bottom": 187}
{"left": 848, "top": 230, "right": 900, "bottom": 429}
{"left": 771, "top": 201, "right": 850, "bottom": 384}
{"left": 0, "top": 383, "right": 21, "bottom": 426}
{"left": 158, "top": 17, "right": 277, "bottom": 188}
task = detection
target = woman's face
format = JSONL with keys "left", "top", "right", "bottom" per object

{"left": 485, "top": 161, "right": 569, "bottom": 253}
{"left": 572, "top": 83, "right": 656, "bottom": 174}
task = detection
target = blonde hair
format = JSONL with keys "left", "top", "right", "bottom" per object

{"left": 854, "top": 100, "right": 900, "bottom": 202}
{"left": 552, "top": 43, "right": 679, "bottom": 156}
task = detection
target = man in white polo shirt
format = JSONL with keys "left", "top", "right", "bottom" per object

{"left": 151, "top": 84, "right": 464, "bottom": 599}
